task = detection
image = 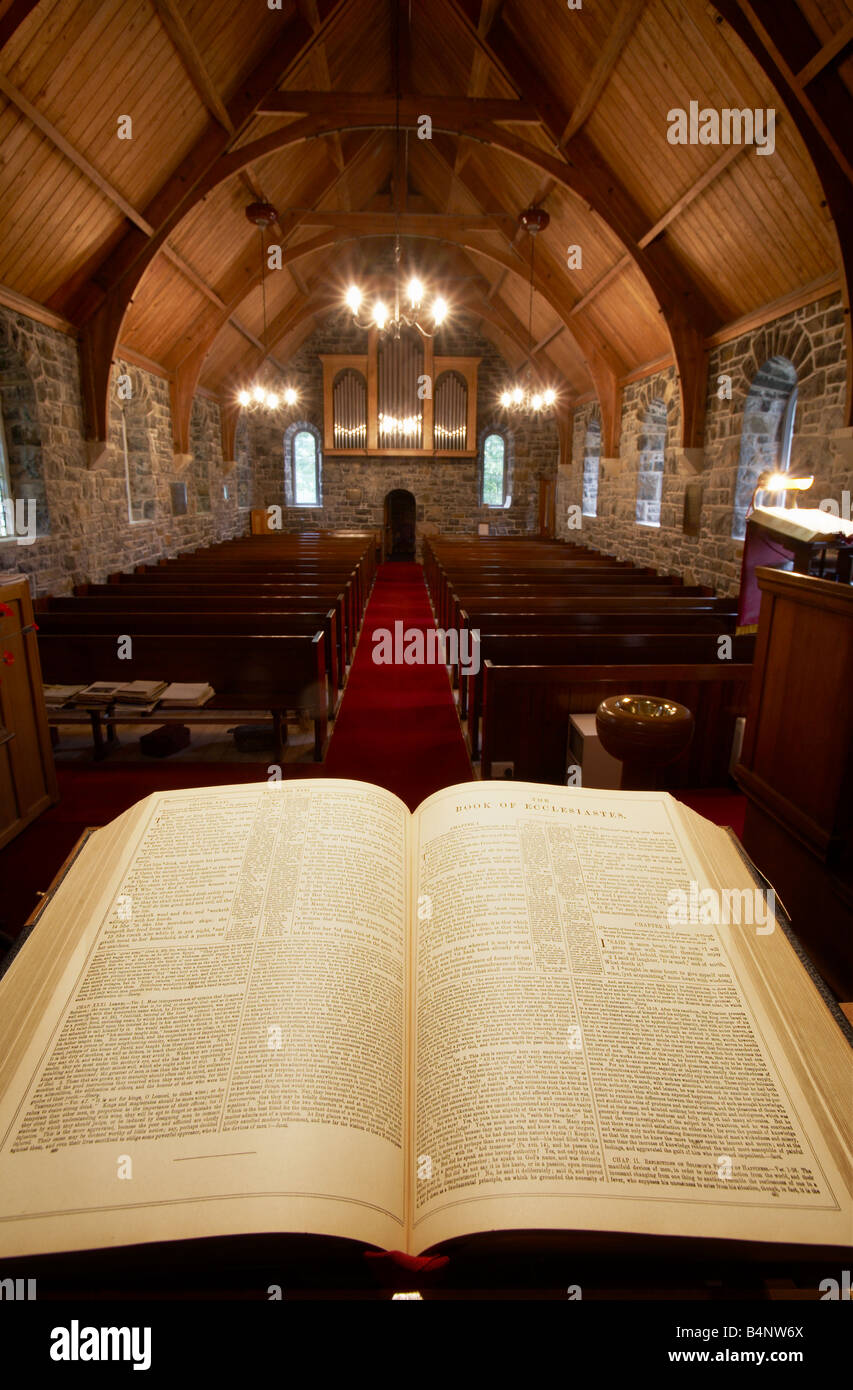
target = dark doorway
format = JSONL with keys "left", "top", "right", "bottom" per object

{"left": 384, "top": 488, "right": 416, "bottom": 560}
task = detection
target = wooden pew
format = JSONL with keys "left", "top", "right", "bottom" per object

{"left": 480, "top": 660, "right": 753, "bottom": 787}
{"left": 443, "top": 580, "right": 704, "bottom": 632}
{"left": 38, "top": 632, "right": 328, "bottom": 761}
{"left": 38, "top": 600, "right": 341, "bottom": 695}
{"left": 465, "top": 632, "right": 755, "bottom": 757}
{"left": 81, "top": 581, "right": 353, "bottom": 666}
{"left": 116, "top": 567, "right": 361, "bottom": 651}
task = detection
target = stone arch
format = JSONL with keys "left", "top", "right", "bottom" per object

{"left": 731, "top": 355, "right": 798, "bottom": 540}
{"left": 0, "top": 318, "right": 49, "bottom": 537}
{"left": 284, "top": 419, "right": 323, "bottom": 508}
{"left": 631, "top": 370, "right": 682, "bottom": 528}
{"left": 477, "top": 421, "right": 514, "bottom": 510}
{"left": 581, "top": 405, "right": 602, "bottom": 517}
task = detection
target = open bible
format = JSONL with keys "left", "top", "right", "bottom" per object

{"left": 0, "top": 779, "right": 850, "bottom": 1263}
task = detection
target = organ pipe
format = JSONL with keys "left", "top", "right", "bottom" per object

{"left": 333, "top": 370, "right": 367, "bottom": 448}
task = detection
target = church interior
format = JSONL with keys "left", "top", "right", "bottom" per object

{"left": 0, "top": 0, "right": 851, "bottom": 1316}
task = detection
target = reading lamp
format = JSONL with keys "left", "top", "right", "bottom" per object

{"left": 747, "top": 470, "right": 814, "bottom": 520}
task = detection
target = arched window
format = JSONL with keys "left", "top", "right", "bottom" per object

{"left": 582, "top": 417, "right": 601, "bottom": 518}
{"left": 284, "top": 422, "right": 323, "bottom": 508}
{"left": 635, "top": 397, "right": 667, "bottom": 526}
{"left": 731, "top": 356, "right": 798, "bottom": 541}
{"left": 481, "top": 431, "right": 507, "bottom": 507}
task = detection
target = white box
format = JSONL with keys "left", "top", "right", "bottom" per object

{"left": 567, "top": 712, "right": 622, "bottom": 789}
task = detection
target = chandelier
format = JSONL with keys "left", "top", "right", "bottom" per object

{"left": 499, "top": 207, "right": 559, "bottom": 415}
{"left": 344, "top": 25, "right": 449, "bottom": 341}
{"left": 237, "top": 201, "right": 300, "bottom": 412}
{"left": 345, "top": 239, "right": 449, "bottom": 339}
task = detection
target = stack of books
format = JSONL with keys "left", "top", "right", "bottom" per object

{"left": 71, "top": 682, "right": 125, "bottom": 708}
{"left": 71, "top": 680, "right": 169, "bottom": 715}
{"left": 159, "top": 683, "right": 215, "bottom": 708}
{"left": 42, "top": 684, "right": 87, "bottom": 709}
{"left": 111, "top": 680, "right": 169, "bottom": 717}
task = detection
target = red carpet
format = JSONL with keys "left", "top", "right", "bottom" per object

{"left": 324, "top": 561, "right": 474, "bottom": 808}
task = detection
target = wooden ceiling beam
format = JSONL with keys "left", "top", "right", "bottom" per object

{"left": 454, "top": 0, "right": 507, "bottom": 175}
{"left": 532, "top": 323, "right": 565, "bottom": 354}
{"left": 149, "top": 0, "right": 234, "bottom": 133}
{"left": 295, "top": 211, "right": 515, "bottom": 229}
{"left": 486, "top": 269, "right": 508, "bottom": 301}
{"left": 712, "top": 0, "right": 853, "bottom": 425}
{"left": 425, "top": 137, "right": 623, "bottom": 447}
{"left": 76, "top": 1, "right": 350, "bottom": 452}
{"left": 70, "top": 4, "right": 342, "bottom": 319}
{"left": 394, "top": 0, "right": 412, "bottom": 96}
{"left": 558, "top": 0, "right": 647, "bottom": 145}
{"left": 296, "top": 0, "right": 345, "bottom": 171}
{"left": 0, "top": 73, "right": 155, "bottom": 235}
{"left": 797, "top": 18, "right": 853, "bottom": 87}
{"left": 0, "top": 0, "right": 40, "bottom": 51}
{"left": 257, "top": 92, "right": 540, "bottom": 121}
{"left": 565, "top": 131, "right": 775, "bottom": 318}
{"left": 167, "top": 136, "right": 377, "bottom": 450}
{"left": 727, "top": 1, "right": 852, "bottom": 181}
{"left": 439, "top": 0, "right": 714, "bottom": 447}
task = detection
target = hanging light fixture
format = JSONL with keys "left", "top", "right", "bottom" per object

{"left": 344, "top": 10, "right": 449, "bottom": 340}
{"left": 345, "top": 239, "right": 449, "bottom": 339}
{"left": 498, "top": 207, "right": 559, "bottom": 415}
{"left": 236, "top": 202, "right": 299, "bottom": 412}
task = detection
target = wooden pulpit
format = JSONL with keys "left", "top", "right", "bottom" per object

{"left": 734, "top": 567, "right": 852, "bottom": 999}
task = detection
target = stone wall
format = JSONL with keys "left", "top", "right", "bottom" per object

{"left": 0, "top": 308, "right": 248, "bottom": 595}
{"left": 1, "top": 291, "right": 848, "bottom": 598}
{"left": 245, "top": 314, "right": 560, "bottom": 556}
{"left": 556, "top": 293, "right": 851, "bottom": 594}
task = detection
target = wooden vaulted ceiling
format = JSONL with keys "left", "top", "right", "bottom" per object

{"left": 0, "top": 0, "right": 850, "bottom": 457}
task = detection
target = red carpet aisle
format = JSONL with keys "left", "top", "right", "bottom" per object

{"left": 324, "top": 561, "right": 473, "bottom": 809}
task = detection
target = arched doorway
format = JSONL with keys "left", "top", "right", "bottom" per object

{"left": 384, "top": 488, "right": 416, "bottom": 560}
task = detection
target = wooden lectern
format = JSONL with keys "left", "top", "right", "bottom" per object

{"left": 734, "top": 567, "right": 852, "bottom": 999}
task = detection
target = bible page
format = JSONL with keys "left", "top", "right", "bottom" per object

{"left": 408, "top": 782, "right": 851, "bottom": 1253}
{"left": 0, "top": 779, "right": 409, "bottom": 1258}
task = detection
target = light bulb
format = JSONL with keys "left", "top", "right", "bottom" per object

{"left": 407, "top": 277, "right": 424, "bottom": 307}
{"left": 373, "top": 300, "right": 388, "bottom": 329}
{"left": 345, "top": 285, "right": 362, "bottom": 314}
{"left": 266, "top": 392, "right": 279, "bottom": 409}
{"left": 284, "top": 387, "right": 298, "bottom": 406}
{"left": 252, "top": 385, "right": 265, "bottom": 403}
{"left": 500, "top": 391, "right": 512, "bottom": 408}
{"left": 544, "top": 388, "right": 556, "bottom": 406}
{"left": 432, "top": 296, "right": 448, "bottom": 325}
{"left": 512, "top": 387, "right": 524, "bottom": 405}
{"left": 238, "top": 390, "right": 250, "bottom": 407}
{"left": 531, "top": 393, "right": 543, "bottom": 411}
